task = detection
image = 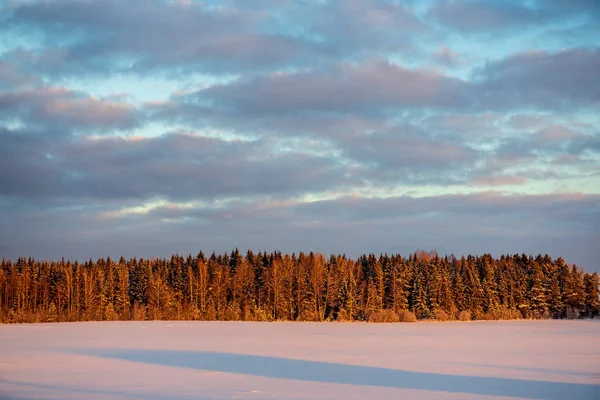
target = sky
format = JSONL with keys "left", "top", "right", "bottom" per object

{"left": 0, "top": 0, "right": 599, "bottom": 272}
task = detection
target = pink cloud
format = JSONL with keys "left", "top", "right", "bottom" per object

{"left": 533, "top": 125, "right": 579, "bottom": 142}
{"left": 1, "top": 86, "right": 138, "bottom": 130}
{"left": 473, "top": 176, "right": 528, "bottom": 186}
{"left": 434, "top": 45, "right": 461, "bottom": 66}
{"left": 39, "top": 97, "right": 135, "bottom": 128}
{"left": 201, "top": 59, "right": 468, "bottom": 114}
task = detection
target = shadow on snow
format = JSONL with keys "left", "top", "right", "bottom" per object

{"left": 67, "top": 348, "right": 599, "bottom": 400}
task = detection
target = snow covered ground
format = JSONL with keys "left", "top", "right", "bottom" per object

{"left": 1, "top": 320, "right": 599, "bottom": 400}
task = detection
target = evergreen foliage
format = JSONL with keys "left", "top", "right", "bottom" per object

{"left": 1, "top": 251, "right": 598, "bottom": 323}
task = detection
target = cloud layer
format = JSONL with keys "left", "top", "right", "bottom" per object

{"left": 1, "top": 0, "right": 598, "bottom": 271}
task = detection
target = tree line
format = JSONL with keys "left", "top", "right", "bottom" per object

{"left": 1, "top": 250, "right": 598, "bottom": 323}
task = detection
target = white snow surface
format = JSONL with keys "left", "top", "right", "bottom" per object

{"left": 1, "top": 320, "right": 599, "bottom": 400}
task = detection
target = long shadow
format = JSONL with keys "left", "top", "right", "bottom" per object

{"left": 452, "top": 362, "right": 598, "bottom": 378}
{"left": 68, "top": 348, "right": 600, "bottom": 400}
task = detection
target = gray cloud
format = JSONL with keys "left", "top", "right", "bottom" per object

{"left": 0, "top": 0, "right": 598, "bottom": 272}
{"left": 474, "top": 48, "right": 600, "bottom": 110}
{"left": 145, "top": 48, "right": 600, "bottom": 188}
{"left": 151, "top": 103, "right": 482, "bottom": 186}
{"left": 433, "top": 46, "right": 461, "bottom": 66}
{"left": 0, "top": 59, "right": 41, "bottom": 90}
{"left": 2, "top": 192, "right": 598, "bottom": 273}
{"left": 0, "top": 129, "right": 357, "bottom": 201}
{"left": 137, "top": 192, "right": 598, "bottom": 238}
{"left": 0, "top": 86, "right": 139, "bottom": 132}
{"left": 0, "top": 0, "right": 443, "bottom": 79}
{"left": 1, "top": 0, "right": 327, "bottom": 76}
{"left": 428, "top": 0, "right": 550, "bottom": 32}
{"left": 422, "top": 112, "right": 501, "bottom": 138}
{"left": 419, "top": 114, "right": 600, "bottom": 185}
{"left": 0, "top": 0, "right": 427, "bottom": 77}
{"left": 467, "top": 120, "right": 600, "bottom": 184}
{"left": 339, "top": 128, "right": 477, "bottom": 184}
{"left": 304, "top": 0, "right": 427, "bottom": 58}
{"left": 428, "top": 0, "right": 599, "bottom": 33}
{"left": 164, "top": 48, "right": 600, "bottom": 121}
{"left": 194, "top": 59, "right": 468, "bottom": 115}
{"left": 0, "top": 121, "right": 485, "bottom": 203}
{"left": 491, "top": 123, "right": 599, "bottom": 160}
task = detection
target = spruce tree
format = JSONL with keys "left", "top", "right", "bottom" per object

{"left": 584, "top": 272, "right": 600, "bottom": 318}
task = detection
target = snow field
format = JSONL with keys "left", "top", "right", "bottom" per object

{"left": 1, "top": 320, "right": 599, "bottom": 400}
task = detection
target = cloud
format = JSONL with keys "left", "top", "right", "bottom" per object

{"left": 0, "top": 0, "right": 598, "bottom": 273}
{"left": 423, "top": 113, "right": 501, "bottom": 138}
{"left": 428, "top": 0, "right": 599, "bottom": 33}
{"left": 304, "top": 0, "right": 426, "bottom": 57}
{"left": 0, "top": 59, "right": 41, "bottom": 90}
{"left": 189, "top": 59, "right": 468, "bottom": 115}
{"left": 146, "top": 47, "right": 600, "bottom": 188}
{"left": 1, "top": 0, "right": 327, "bottom": 75}
{"left": 339, "top": 128, "right": 477, "bottom": 184}
{"left": 162, "top": 48, "right": 599, "bottom": 121}
{"left": 0, "top": 86, "right": 139, "bottom": 132}
{"left": 2, "top": 192, "right": 598, "bottom": 272}
{"left": 0, "top": 0, "right": 440, "bottom": 78}
{"left": 474, "top": 48, "right": 600, "bottom": 110}
{"left": 0, "top": 120, "right": 485, "bottom": 203}
{"left": 433, "top": 45, "right": 461, "bottom": 66}
{"left": 467, "top": 119, "right": 599, "bottom": 184}
{"left": 472, "top": 176, "right": 527, "bottom": 186}
{"left": 151, "top": 104, "right": 482, "bottom": 186}
{"left": 0, "top": 0, "right": 426, "bottom": 77}
{"left": 492, "top": 122, "right": 599, "bottom": 160}
{"left": 428, "top": 0, "right": 549, "bottom": 32}
{"left": 0, "top": 130, "right": 357, "bottom": 201}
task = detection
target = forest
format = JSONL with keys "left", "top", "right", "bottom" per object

{"left": 1, "top": 250, "right": 598, "bottom": 323}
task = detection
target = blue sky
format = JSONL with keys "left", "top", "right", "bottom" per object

{"left": 0, "top": 0, "right": 599, "bottom": 272}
